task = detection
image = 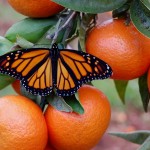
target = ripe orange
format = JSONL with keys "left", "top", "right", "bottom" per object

{"left": 44, "top": 142, "right": 56, "bottom": 150}
{"left": 44, "top": 85, "right": 111, "bottom": 150}
{"left": 86, "top": 19, "right": 150, "bottom": 80}
{"left": 0, "top": 95, "right": 48, "bottom": 150}
{"left": 8, "top": 0, "right": 64, "bottom": 18}
{"left": 11, "top": 79, "right": 21, "bottom": 95}
{"left": 139, "top": 33, "right": 150, "bottom": 59}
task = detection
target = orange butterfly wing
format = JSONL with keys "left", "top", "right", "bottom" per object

{"left": 0, "top": 48, "right": 53, "bottom": 96}
{"left": 0, "top": 45, "right": 112, "bottom": 97}
{"left": 55, "top": 49, "right": 112, "bottom": 96}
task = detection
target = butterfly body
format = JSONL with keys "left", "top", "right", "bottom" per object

{"left": 0, "top": 44, "right": 112, "bottom": 96}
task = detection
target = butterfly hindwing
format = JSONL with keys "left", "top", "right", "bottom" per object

{"left": 0, "top": 48, "right": 53, "bottom": 96}
{"left": 55, "top": 49, "right": 112, "bottom": 96}
{"left": 56, "top": 56, "right": 77, "bottom": 96}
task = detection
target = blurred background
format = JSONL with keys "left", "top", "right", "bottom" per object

{"left": 0, "top": 1, "right": 150, "bottom": 150}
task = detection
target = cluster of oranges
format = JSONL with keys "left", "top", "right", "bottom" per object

{"left": 0, "top": 85, "right": 111, "bottom": 150}
{"left": 2, "top": 1, "right": 111, "bottom": 150}
{"left": 1, "top": 0, "right": 150, "bottom": 150}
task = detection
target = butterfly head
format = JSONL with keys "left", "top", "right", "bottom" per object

{"left": 52, "top": 43, "right": 58, "bottom": 50}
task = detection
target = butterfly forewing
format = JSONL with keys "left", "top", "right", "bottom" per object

{"left": 0, "top": 48, "right": 53, "bottom": 96}
{"left": 25, "top": 57, "right": 53, "bottom": 95}
{"left": 55, "top": 49, "right": 112, "bottom": 96}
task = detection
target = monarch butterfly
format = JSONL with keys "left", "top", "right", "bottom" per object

{"left": 0, "top": 43, "right": 112, "bottom": 96}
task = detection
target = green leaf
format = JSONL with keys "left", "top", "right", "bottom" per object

{"left": 16, "top": 36, "right": 34, "bottom": 48}
{"left": 64, "top": 94, "right": 84, "bottom": 114}
{"left": 0, "top": 74, "right": 15, "bottom": 89}
{"left": 0, "top": 37, "right": 14, "bottom": 89}
{"left": 114, "top": 80, "right": 128, "bottom": 103}
{"left": 37, "top": 19, "right": 65, "bottom": 45}
{"left": 66, "top": 21, "right": 78, "bottom": 43}
{"left": 78, "top": 14, "right": 95, "bottom": 52}
{"left": 109, "top": 130, "right": 150, "bottom": 145}
{"left": 5, "top": 17, "right": 58, "bottom": 43}
{"left": 140, "top": 0, "right": 150, "bottom": 10}
{"left": 62, "top": 14, "right": 78, "bottom": 44}
{"left": 138, "top": 73, "right": 150, "bottom": 112}
{"left": 53, "top": 0, "right": 128, "bottom": 13}
{"left": 130, "top": 0, "right": 150, "bottom": 38}
{"left": 112, "top": 2, "right": 130, "bottom": 18}
{"left": 47, "top": 95, "right": 73, "bottom": 112}
{"left": 0, "top": 36, "right": 13, "bottom": 55}
{"left": 46, "top": 12, "right": 78, "bottom": 45}
{"left": 138, "top": 136, "right": 150, "bottom": 150}
{"left": 20, "top": 84, "right": 37, "bottom": 101}
{"left": 78, "top": 21, "right": 87, "bottom": 52}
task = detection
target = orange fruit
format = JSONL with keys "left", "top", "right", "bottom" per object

{"left": 86, "top": 19, "right": 150, "bottom": 80}
{"left": 11, "top": 79, "right": 21, "bottom": 95}
{"left": 8, "top": 0, "right": 64, "bottom": 18}
{"left": 45, "top": 85, "right": 111, "bottom": 150}
{"left": 44, "top": 142, "right": 56, "bottom": 150}
{"left": 139, "top": 33, "right": 150, "bottom": 59}
{"left": 0, "top": 95, "right": 48, "bottom": 150}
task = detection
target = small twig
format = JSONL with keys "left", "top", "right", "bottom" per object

{"left": 62, "top": 19, "right": 74, "bottom": 44}
{"left": 51, "top": 11, "right": 77, "bottom": 44}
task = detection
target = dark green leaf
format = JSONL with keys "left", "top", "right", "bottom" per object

{"left": 130, "top": 0, "right": 150, "bottom": 38}
{"left": 53, "top": 0, "right": 128, "bottom": 13}
{"left": 114, "top": 80, "right": 128, "bottom": 103}
{"left": 78, "top": 14, "right": 95, "bottom": 52}
{"left": 64, "top": 94, "right": 84, "bottom": 114}
{"left": 5, "top": 17, "right": 58, "bottom": 43}
{"left": 63, "top": 14, "right": 78, "bottom": 44}
{"left": 47, "top": 95, "right": 73, "bottom": 112}
{"left": 20, "top": 84, "right": 37, "bottom": 101}
{"left": 138, "top": 73, "right": 150, "bottom": 112}
{"left": 112, "top": 3, "right": 130, "bottom": 18}
{"left": 141, "top": 0, "right": 150, "bottom": 10}
{"left": 138, "top": 136, "right": 150, "bottom": 150}
{"left": 0, "top": 74, "right": 15, "bottom": 89}
{"left": 0, "top": 36, "right": 13, "bottom": 55}
{"left": 78, "top": 20, "right": 86, "bottom": 52}
{"left": 110, "top": 130, "right": 150, "bottom": 144}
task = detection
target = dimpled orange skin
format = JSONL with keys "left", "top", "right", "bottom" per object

{"left": 86, "top": 19, "right": 150, "bottom": 80}
{"left": 45, "top": 85, "right": 111, "bottom": 150}
{"left": 8, "top": 0, "right": 64, "bottom": 18}
{"left": 0, "top": 95, "right": 48, "bottom": 150}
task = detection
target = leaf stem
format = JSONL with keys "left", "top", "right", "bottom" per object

{"left": 51, "top": 11, "right": 77, "bottom": 44}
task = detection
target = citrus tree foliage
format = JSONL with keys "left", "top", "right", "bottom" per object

{"left": 0, "top": 0, "right": 150, "bottom": 149}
